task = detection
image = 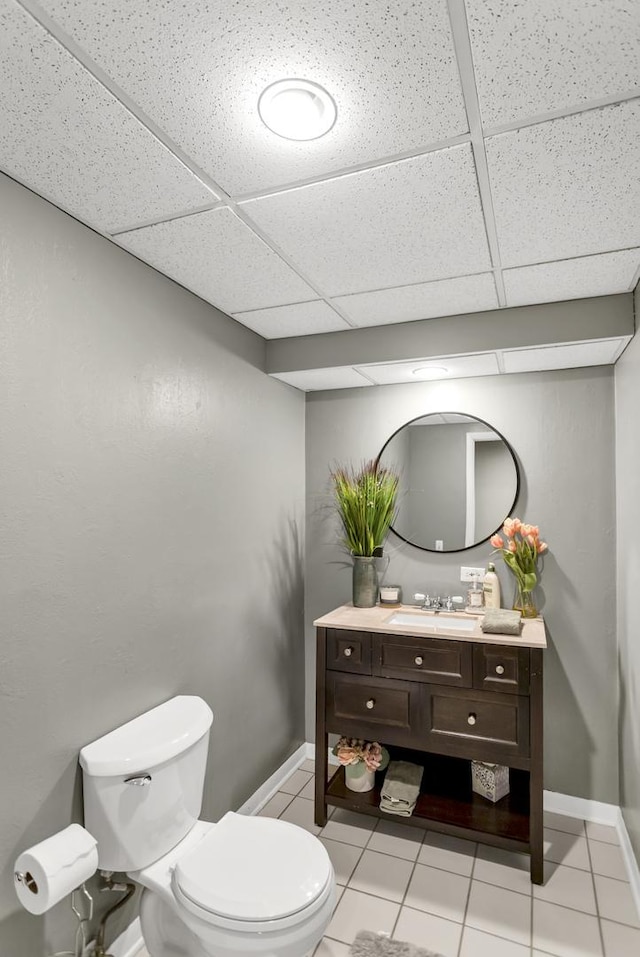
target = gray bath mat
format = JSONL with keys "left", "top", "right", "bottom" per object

{"left": 349, "top": 930, "right": 445, "bottom": 957}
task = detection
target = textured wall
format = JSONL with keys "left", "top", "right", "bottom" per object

{"left": 0, "top": 175, "right": 305, "bottom": 955}
{"left": 305, "top": 368, "right": 617, "bottom": 803}
{"left": 615, "top": 287, "right": 640, "bottom": 862}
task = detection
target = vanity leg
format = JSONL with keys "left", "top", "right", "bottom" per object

{"left": 315, "top": 627, "right": 328, "bottom": 827}
{"left": 530, "top": 648, "right": 544, "bottom": 884}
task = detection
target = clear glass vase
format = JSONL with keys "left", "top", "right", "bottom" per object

{"left": 512, "top": 580, "right": 538, "bottom": 618}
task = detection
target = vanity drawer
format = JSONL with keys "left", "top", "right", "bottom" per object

{"left": 473, "top": 645, "right": 530, "bottom": 695}
{"left": 327, "top": 630, "right": 372, "bottom": 674}
{"left": 373, "top": 634, "right": 472, "bottom": 687}
{"left": 422, "top": 686, "right": 530, "bottom": 760}
{"left": 326, "top": 672, "right": 420, "bottom": 745}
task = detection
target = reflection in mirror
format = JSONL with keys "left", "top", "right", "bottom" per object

{"left": 376, "top": 413, "right": 519, "bottom": 553}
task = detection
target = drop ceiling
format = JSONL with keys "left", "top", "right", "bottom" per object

{"left": 1, "top": 0, "right": 638, "bottom": 390}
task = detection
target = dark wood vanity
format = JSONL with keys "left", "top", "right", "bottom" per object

{"left": 314, "top": 604, "right": 546, "bottom": 883}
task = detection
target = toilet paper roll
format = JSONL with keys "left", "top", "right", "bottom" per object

{"left": 14, "top": 824, "right": 98, "bottom": 915}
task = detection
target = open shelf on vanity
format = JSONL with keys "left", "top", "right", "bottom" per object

{"left": 325, "top": 747, "right": 531, "bottom": 852}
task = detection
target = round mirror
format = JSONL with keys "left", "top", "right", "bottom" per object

{"left": 376, "top": 412, "right": 519, "bottom": 553}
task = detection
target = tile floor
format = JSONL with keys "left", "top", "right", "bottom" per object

{"left": 136, "top": 760, "right": 640, "bottom": 957}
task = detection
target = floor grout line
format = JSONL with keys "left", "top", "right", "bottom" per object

{"left": 455, "top": 843, "right": 477, "bottom": 957}
{"left": 278, "top": 778, "right": 640, "bottom": 956}
{"left": 586, "top": 835, "right": 608, "bottom": 957}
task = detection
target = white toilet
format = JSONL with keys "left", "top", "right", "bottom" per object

{"left": 79, "top": 696, "right": 336, "bottom": 957}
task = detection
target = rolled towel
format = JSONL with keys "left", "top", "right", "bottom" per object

{"left": 481, "top": 608, "right": 523, "bottom": 635}
{"left": 380, "top": 761, "right": 423, "bottom": 817}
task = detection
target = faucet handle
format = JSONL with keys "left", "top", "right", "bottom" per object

{"left": 445, "top": 595, "right": 464, "bottom": 611}
{"left": 413, "top": 593, "right": 432, "bottom": 608}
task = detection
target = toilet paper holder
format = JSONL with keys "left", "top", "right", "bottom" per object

{"left": 14, "top": 872, "right": 93, "bottom": 957}
{"left": 14, "top": 870, "right": 38, "bottom": 894}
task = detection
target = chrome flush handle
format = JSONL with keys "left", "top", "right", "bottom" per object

{"left": 124, "top": 774, "right": 152, "bottom": 787}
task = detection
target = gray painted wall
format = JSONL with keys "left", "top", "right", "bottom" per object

{"left": 0, "top": 175, "right": 306, "bottom": 955}
{"left": 305, "top": 368, "right": 618, "bottom": 804}
{"left": 615, "top": 286, "right": 640, "bottom": 862}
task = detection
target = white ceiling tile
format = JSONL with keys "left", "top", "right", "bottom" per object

{"left": 0, "top": 2, "right": 216, "bottom": 233}
{"left": 232, "top": 300, "right": 349, "bottom": 339}
{"left": 501, "top": 340, "right": 626, "bottom": 374}
{"left": 117, "top": 208, "right": 315, "bottom": 313}
{"left": 466, "top": 0, "right": 640, "bottom": 128}
{"left": 270, "top": 367, "right": 372, "bottom": 392}
{"left": 39, "top": 0, "right": 468, "bottom": 196}
{"left": 333, "top": 273, "right": 498, "bottom": 326}
{"left": 486, "top": 102, "right": 640, "bottom": 268}
{"left": 241, "top": 147, "right": 492, "bottom": 296}
{"left": 357, "top": 353, "right": 500, "bottom": 385}
{"left": 504, "top": 250, "right": 640, "bottom": 308}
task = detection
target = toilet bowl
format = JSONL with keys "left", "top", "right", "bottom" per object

{"left": 79, "top": 696, "right": 336, "bottom": 957}
{"left": 133, "top": 815, "right": 336, "bottom": 957}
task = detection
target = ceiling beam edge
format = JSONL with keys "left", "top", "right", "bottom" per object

{"left": 265, "top": 294, "right": 634, "bottom": 374}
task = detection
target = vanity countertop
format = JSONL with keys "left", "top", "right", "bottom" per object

{"left": 314, "top": 603, "right": 547, "bottom": 649}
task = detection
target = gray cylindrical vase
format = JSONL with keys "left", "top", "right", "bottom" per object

{"left": 352, "top": 556, "right": 378, "bottom": 608}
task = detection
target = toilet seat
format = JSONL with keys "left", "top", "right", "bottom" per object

{"left": 172, "top": 812, "right": 333, "bottom": 930}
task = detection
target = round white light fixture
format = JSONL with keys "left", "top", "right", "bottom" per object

{"left": 411, "top": 366, "right": 449, "bottom": 379}
{"left": 258, "top": 79, "right": 337, "bottom": 141}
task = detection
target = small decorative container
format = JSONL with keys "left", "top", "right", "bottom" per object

{"left": 379, "top": 585, "right": 401, "bottom": 604}
{"left": 471, "top": 761, "right": 510, "bottom": 803}
{"left": 345, "top": 764, "right": 376, "bottom": 792}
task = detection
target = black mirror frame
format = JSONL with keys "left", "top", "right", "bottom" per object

{"left": 375, "top": 411, "right": 520, "bottom": 554}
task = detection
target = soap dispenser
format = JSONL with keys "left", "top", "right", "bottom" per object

{"left": 466, "top": 573, "right": 484, "bottom": 613}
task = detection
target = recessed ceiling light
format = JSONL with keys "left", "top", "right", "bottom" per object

{"left": 258, "top": 79, "right": 337, "bottom": 141}
{"left": 411, "top": 366, "right": 449, "bottom": 379}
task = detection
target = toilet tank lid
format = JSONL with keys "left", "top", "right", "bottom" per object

{"left": 79, "top": 696, "right": 213, "bottom": 776}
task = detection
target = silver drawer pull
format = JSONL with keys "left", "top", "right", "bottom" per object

{"left": 124, "top": 774, "right": 152, "bottom": 786}
{"left": 343, "top": 647, "right": 353, "bottom": 657}
{"left": 495, "top": 664, "right": 505, "bottom": 675}
{"left": 467, "top": 713, "right": 477, "bottom": 726}
{"left": 415, "top": 656, "right": 423, "bottom": 666}
{"left": 366, "top": 698, "right": 376, "bottom": 710}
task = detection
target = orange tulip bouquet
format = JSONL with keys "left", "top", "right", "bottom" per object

{"left": 491, "top": 518, "right": 548, "bottom": 618}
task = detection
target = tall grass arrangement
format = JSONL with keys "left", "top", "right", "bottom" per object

{"left": 330, "top": 460, "right": 399, "bottom": 557}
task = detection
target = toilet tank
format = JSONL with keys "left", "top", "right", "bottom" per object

{"left": 80, "top": 696, "right": 214, "bottom": 872}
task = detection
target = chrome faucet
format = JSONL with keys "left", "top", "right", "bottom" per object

{"left": 414, "top": 593, "right": 463, "bottom": 612}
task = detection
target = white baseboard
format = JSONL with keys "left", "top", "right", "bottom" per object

{"left": 107, "top": 917, "right": 143, "bottom": 957}
{"left": 304, "top": 741, "right": 339, "bottom": 766}
{"left": 111, "top": 746, "right": 640, "bottom": 954}
{"left": 543, "top": 789, "right": 620, "bottom": 826}
{"left": 615, "top": 809, "right": 640, "bottom": 919}
{"left": 544, "top": 789, "right": 640, "bottom": 916}
{"left": 236, "top": 743, "right": 308, "bottom": 815}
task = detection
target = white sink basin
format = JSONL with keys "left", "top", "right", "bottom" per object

{"left": 386, "top": 611, "right": 476, "bottom": 632}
